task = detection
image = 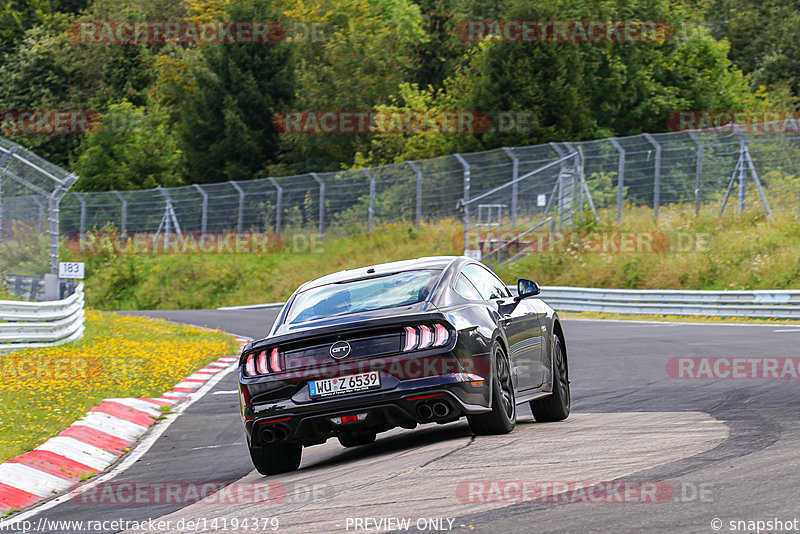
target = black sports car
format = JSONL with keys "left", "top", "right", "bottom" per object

{"left": 238, "top": 256, "right": 570, "bottom": 474}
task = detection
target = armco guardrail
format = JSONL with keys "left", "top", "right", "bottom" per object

{"left": 0, "top": 282, "right": 85, "bottom": 349}
{"left": 219, "top": 284, "right": 800, "bottom": 320}
{"left": 538, "top": 286, "right": 800, "bottom": 319}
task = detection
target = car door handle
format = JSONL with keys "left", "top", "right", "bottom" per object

{"left": 499, "top": 315, "right": 512, "bottom": 326}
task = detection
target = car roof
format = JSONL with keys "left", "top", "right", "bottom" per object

{"left": 295, "top": 256, "right": 465, "bottom": 293}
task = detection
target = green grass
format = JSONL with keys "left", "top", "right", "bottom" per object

{"left": 62, "top": 204, "right": 800, "bottom": 311}
{"left": 0, "top": 311, "right": 237, "bottom": 463}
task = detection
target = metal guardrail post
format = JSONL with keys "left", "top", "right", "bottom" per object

{"left": 609, "top": 138, "right": 625, "bottom": 223}
{"left": 360, "top": 169, "right": 376, "bottom": 233}
{"left": 267, "top": 178, "right": 283, "bottom": 236}
{"left": 407, "top": 161, "right": 423, "bottom": 227}
{"left": 502, "top": 148, "right": 519, "bottom": 227}
{"left": 643, "top": 133, "right": 661, "bottom": 218}
{"left": 310, "top": 173, "right": 325, "bottom": 241}
{"left": 113, "top": 191, "right": 127, "bottom": 234}
{"left": 229, "top": 181, "right": 245, "bottom": 233}
{"left": 688, "top": 132, "right": 703, "bottom": 215}
{"left": 192, "top": 184, "right": 207, "bottom": 233}
{"left": 454, "top": 154, "right": 470, "bottom": 253}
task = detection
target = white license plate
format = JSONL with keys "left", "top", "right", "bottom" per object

{"left": 308, "top": 372, "right": 381, "bottom": 398}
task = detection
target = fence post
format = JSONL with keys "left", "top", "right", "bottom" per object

{"left": 688, "top": 132, "right": 703, "bottom": 215}
{"left": 643, "top": 133, "right": 661, "bottom": 218}
{"left": 453, "top": 154, "right": 470, "bottom": 253}
{"left": 407, "top": 161, "right": 423, "bottom": 227}
{"left": 736, "top": 131, "right": 771, "bottom": 217}
{"left": 361, "top": 169, "right": 376, "bottom": 233}
{"left": 502, "top": 148, "right": 519, "bottom": 227}
{"left": 310, "top": 173, "right": 325, "bottom": 241}
{"left": 229, "top": 181, "right": 245, "bottom": 233}
{"left": 113, "top": 191, "right": 128, "bottom": 234}
{"left": 738, "top": 141, "right": 746, "bottom": 214}
{"left": 73, "top": 192, "right": 86, "bottom": 245}
{"left": 0, "top": 146, "right": 20, "bottom": 275}
{"left": 267, "top": 178, "right": 283, "bottom": 236}
{"left": 48, "top": 188, "right": 64, "bottom": 275}
{"left": 192, "top": 184, "right": 207, "bottom": 233}
{"left": 609, "top": 138, "right": 625, "bottom": 223}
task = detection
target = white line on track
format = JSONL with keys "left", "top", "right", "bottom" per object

{"left": 212, "top": 390, "right": 238, "bottom": 395}
{"left": 0, "top": 346, "right": 246, "bottom": 528}
{"left": 187, "top": 442, "right": 244, "bottom": 451}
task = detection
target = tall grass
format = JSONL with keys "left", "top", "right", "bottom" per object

{"left": 62, "top": 205, "right": 800, "bottom": 310}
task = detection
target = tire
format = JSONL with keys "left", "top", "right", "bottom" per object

{"left": 530, "top": 332, "right": 570, "bottom": 422}
{"left": 337, "top": 431, "right": 377, "bottom": 448}
{"left": 467, "top": 342, "right": 516, "bottom": 435}
{"left": 249, "top": 443, "right": 302, "bottom": 475}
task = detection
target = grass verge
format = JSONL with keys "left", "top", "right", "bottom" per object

{"left": 0, "top": 310, "right": 237, "bottom": 463}
{"left": 63, "top": 204, "right": 800, "bottom": 311}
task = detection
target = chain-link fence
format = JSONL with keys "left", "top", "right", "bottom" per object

{"left": 59, "top": 121, "right": 800, "bottom": 252}
{"left": 0, "top": 137, "right": 78, "bottom": 297}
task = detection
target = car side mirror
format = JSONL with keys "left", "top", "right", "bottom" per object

{"left": 517, "top": 278, "right": 540, "bottom": 300}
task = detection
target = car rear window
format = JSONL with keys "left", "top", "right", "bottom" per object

{"left": 285, "top": 269, "right": 441, "bottom": 324}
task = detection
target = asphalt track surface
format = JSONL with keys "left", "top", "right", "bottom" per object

{"left": 5, "top": 309, "right": 800, "bottom": 533}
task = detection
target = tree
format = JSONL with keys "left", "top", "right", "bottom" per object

{"left": 179, "top": 0, "right": 295, "bottom": 183}
{"left": 708, "top": 0, "right": 800, "bottom": 105}
{"left": 460, "top": 0, "right": 766, "bottom": 150}
{"left": 73, "top": 100, "right": 183, "bottom": 191}
{"left": 276, "top": 0, "right": 425, "bottom": 173}
{"left": 0, "top": 0, "right": 50, "bottom": 56}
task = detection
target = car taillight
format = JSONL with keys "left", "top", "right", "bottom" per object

{"left": 403, "top": 326, "right": 418, "bottom": 351}
{"left": 256, "top": 351, "right": 268, "bottom": 375}
{"left": 269, "top": 347, "right": 282, "bottom": 372}
{"left": 245, "top": 353, "right": 257, "bottom": 376}
{"left": 419, "top": 325, "right": 433, "bottom": 349}
{"left": 403, "top": 323, "right": 451, "bottom": 351}
{"left": 434, "top": 323, "right": 448, "bottom": 346}
{"left": 244, "top": 347, "right": 282, "bottom": 377}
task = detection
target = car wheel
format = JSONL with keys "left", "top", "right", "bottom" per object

{"left": 467, "top": 342, "right": 516, "bottom": 435}
{"left": 249, "top": 443, "right": 302, "bottom": 475}
{"left": 337, "top": 431, "right": 377, "bottom": 448}
{"left": 530, "top": 333, "right": 570, "bottom": 422}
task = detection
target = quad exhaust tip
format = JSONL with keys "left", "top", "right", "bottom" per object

{"left": 416, "top": 401, "right": 451, "bottom": 421}
{"left": 261, "top": 424, "right": 290, "bottom": 444}
{"left": 432, "top": 402, "right": 450, "bottom": 418}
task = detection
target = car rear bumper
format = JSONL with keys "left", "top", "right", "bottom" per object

{"left": 242, "top": 373, "right": 491, "bottom": 447}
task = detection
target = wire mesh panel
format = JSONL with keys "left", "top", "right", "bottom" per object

{"left": 51, "top": 120, "right": 800, "bottom": 259}
{"left": 0, "top": 136, "right": 77, "bottom": 288}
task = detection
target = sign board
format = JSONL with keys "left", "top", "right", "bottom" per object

{"left": 537, "top": 194, "right": 546, "bottom": 207}
{"left": 464, "top": 249, "right": 482, "bottom": 260}
{"left": 59, "top": 262, "right": 85, "bottom": 279}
